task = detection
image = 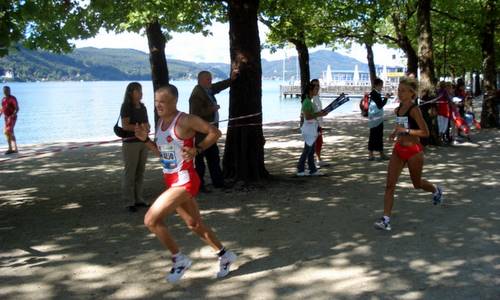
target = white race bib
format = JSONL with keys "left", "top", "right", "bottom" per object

{"left": 159, "top": 144, "right": 178, "bottom": 170}
{"left": 395, "top": 116, "right": 409, "bottom": 129}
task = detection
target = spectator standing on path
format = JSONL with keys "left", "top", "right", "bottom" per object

{"left": 436, "top": 82, "right": 453, "bottom": 144}
{"left": 134, "top": 85, "right": 237, "bottom": 283}
{"left": 310, "top": 79, "right": 329, "bottom": 167}
{"left": 454, "top": 78, "right": 468, "bottom": 118}
{"left": 374, "top": 77, "right": 443, "bottom": 231}
{"left": 189, "top": 70, "right": 238, "bottom": 192}
{"left": 120, "top": 82, "right": 150, "bottom": 212}
{"left": 367, "top": 78, "right": 390, "bottom": 161}
{"left": 1, "top": 86, "right": 19, "bottom": 154}
{"left": 297, "top": 82, "right": 327, "bottom": 176}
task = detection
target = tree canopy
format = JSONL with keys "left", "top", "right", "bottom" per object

{"left": 1, "top": 0, "right": 498, "bottom": 136}
{"left": 0, "top": 0, "right": 100, "bottom": 56}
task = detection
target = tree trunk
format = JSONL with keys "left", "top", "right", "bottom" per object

{"left": 417, "top": 0, "right": 436, "bottom": 88}
{"left": 223, "top": 0, "right": 268, "bottom": 183}
{"left": 405, "top": 44, "right": 419, "bottom": 77}
{"left": 145, "top": 21, "right": 169, "bottom": 126}
{"left": 365, "top": 42, "right": 377, "bottom": 86}
{"left": 391, "top": 13, "right": 418, "bottom": 76}
{"left": 290, "top": 36, "right": 310, "bottom": 95}
{"left": 480, "top": 0, "right": 498, "bottom": 128}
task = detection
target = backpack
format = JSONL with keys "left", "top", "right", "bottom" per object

{"left": 360, "top": 93, "right": 370, "bottom": 117}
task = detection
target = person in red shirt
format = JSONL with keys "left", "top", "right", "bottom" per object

{"left": 1, "top": 86, "right": 19, "bottom": 154}
{"left": 436, "top": 82, "right": 453, "bottom": 144}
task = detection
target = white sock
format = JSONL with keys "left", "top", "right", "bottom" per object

{"left": 172, "top": 252, "right": 182, "bottom": 262}
{"left": 383, "top": 216, "right": 390, "bottom": 223}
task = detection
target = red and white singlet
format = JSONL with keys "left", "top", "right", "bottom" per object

{"left": 156, "top": 112, "right": 200, "bottom": 196}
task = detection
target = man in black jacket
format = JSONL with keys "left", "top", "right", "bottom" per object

{"left": 189, "top": 70, "right": 237, "bottom": 191}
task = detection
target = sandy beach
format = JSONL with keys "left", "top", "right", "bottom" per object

{"left": 1, "top": 113, "right": 499, "bottom": 300}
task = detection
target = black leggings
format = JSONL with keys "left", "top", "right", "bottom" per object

{"left": 368, "top": 122, "right": 384, "bottom": 152}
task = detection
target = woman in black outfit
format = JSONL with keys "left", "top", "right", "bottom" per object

{"left": 120, "top": 82, "right": 151, "bottom": 212}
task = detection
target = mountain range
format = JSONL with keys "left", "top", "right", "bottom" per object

{"left": 0, "top": 47, "right": 371, "bottom": 82}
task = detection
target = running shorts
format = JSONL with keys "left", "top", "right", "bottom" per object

{"left": 393, "top": 142, "right": 424, "bottom": 161}
{"left": 163, "top": 168, "right": 200, "bottom": 197}
{"left": 4, "top": 115, "right": 16, "bottom": 135}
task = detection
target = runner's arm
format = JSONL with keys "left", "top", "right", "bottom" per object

{"left": 183, "top": 114, "right": 221, "bottom": 159}
{"left": 134, "top": 123, "right": 160, "bottom": 156}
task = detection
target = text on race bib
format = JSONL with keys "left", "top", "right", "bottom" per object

{"left": 159, "top": 144, "right": 178, "bottom": 170}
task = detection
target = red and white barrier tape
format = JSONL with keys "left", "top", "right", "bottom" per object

{"left": 217, "top": 112, "right": 262, "bottom": 124}
{"left": 0, "top": 112, "right": 263, "bottom": 163}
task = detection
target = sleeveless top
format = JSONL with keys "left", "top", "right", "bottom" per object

{"left": 155, "top": 112, "right": 195, "bottom": 174}
{"left": 395, "top": 104, "right": 419, "bottom": 130}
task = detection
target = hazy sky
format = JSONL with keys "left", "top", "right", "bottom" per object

{"left": 74, "top": 22, "right": 404, "bottom": 67}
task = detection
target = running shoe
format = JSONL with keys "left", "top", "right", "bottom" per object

{"left": 374, "top": 217, "right": 391, "bottom": 231}
{"left": 317, "top": 160, "right": 329, "bottom": 167}
{"left": 296, "top": 171, "right": 306, "bottom": 177}
{"left": 378, "top": 154, "right": 390, "bottom": 161}
{"left": 309, "top": 171, "right": 323, "bottom": 176}
{"left": 126, "top": 205, "right": 138, "bottom": 213}
{"left": 433, "top": 186, "right": 444, "bottom": 205}
{"left": 166, "top": 254, "right": 192, "bottom": 283}
{"left": 216, "top": 250, "right": 237, "bottom": 278}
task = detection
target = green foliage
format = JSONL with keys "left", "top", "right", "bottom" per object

{"left": 89, "top": 0, "right": 224, "bottom": 39}
{"left": 377, "top": 0, "right": 418, "bottom": 48}
{"left": 431, "top": 0, "right": 499, "bottom": 77}
{"left": 260, "top": 0, "right": 337, "bottom": 49}
{"left": 0, "top": 0, "right": 101, "bottom": 56}
{"left": 0, "top": 0, "right": 225, "bottom": 57}
{"left": 325, "top": 0, "right": 389, "bottom": 46}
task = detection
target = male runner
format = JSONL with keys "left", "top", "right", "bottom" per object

{"left": 134, "top": 85, "right": 237, "bottom": 283}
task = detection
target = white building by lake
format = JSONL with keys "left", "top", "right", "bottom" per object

{"left": 321, "top": 64, "right": 406, "bottom": 87}
{"left": 1, "top": 70, "right": 14, "bottom": 81}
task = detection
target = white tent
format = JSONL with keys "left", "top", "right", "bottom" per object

{"left": 324, "top": 64, "right": 333, "bottom": 85}
{"left": 353, "top": 64, "right": 360, "bottom": 83}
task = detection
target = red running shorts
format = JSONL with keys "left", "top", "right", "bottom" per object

{"left": 163, "top": 168, "right": 200, "bottom": 198}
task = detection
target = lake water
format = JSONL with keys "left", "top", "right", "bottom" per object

{"left": 1, "top": 80, "right": 363, "bottom": 145}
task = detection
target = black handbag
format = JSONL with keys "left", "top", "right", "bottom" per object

{"left": 113, "top": 115, "right": 127, "bottom": 138}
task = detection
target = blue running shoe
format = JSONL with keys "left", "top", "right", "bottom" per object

{"left": 433, "top": 186, "right": 444, "bottom": 205}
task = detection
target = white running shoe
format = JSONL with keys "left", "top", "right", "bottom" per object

{"left": 317, "top": 160, "right": 329, "bottom": 167}
{"left": 309, "top": 170, "right": 323, "bottom": 176}
{"left": 166, "top": 254, "right": 192, "bottom": 283}
{"left": 296, "top": 171, "right": 307, "bottom": 176}
{"left": 374, "top": 217, "right": 391, "bottom": 231}
{"left": 216, "top": 251, "right": 237, "bottom": 278}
